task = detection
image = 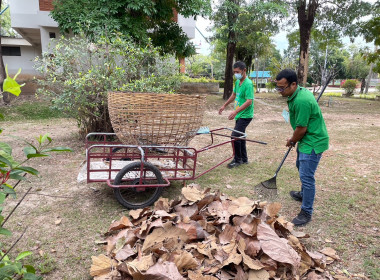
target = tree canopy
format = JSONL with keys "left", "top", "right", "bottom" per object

{"left": 211, "top": 0, "right": 286, "bottom": 98}
{"left": 51, "top": 0, "right": 211, "bottom": 58}
{"left": 272, "top": 0, "right": 373, "bottom": 85}
{"left": 361, "top": 0, "right": 380, "bottom": 73}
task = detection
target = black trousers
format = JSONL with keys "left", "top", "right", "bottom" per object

{"left": 231, "top": 118, "right": 252, "bottom": 162}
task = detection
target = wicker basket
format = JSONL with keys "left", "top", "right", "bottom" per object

{"left": 108, "top": 92, "right": 206, "bottom": 146}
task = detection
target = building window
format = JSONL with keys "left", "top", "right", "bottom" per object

{"left": 2, "top": 46, "right": 21, "bottom": 56}
{"left": 49, "top": 32, "right": 56, "bottom": 39}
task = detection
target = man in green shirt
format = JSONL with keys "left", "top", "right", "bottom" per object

{"left": 276, "top": 69, "right": 329, "bottom": 226}
{"left": 219, "top": 61, "right": 254, "bottom": 168}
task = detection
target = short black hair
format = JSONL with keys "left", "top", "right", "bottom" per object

{"left": 233, "top": 61, "right": 246, "bottom": 71}
{"left": 276, "top": 69, "right": 298, "bottom": 85}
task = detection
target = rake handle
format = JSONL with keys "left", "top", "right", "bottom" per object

{"left": 274, "top": 146, "right": 293, "bottom": 175}
{"left": 211, "top": 132, "right": 267, "bottom": 145}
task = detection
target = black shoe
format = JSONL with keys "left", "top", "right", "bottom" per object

{"left": 242, "top": 160, "right": 248, "bottom": 165}
{"left": 290, "top": 191, "right": 303, "bottom": 202}
{"left": 292, "top": 210, "right": 312, "bottom": 226}
{"left": 227, "top": 160, "right": 242, "bottom": 169}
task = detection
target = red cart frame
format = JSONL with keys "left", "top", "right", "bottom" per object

{"left": 83, "top": 127, "right": 266, "bottom": 208}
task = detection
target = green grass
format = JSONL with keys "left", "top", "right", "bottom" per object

{"left": 1, "top": 94, "right": 379, "bottom": 279}
{"left": 324, "top": 92, "right": 343, "bottom": 97}
{"left": 0, "top": 101, "right": 66, "bottom": 121}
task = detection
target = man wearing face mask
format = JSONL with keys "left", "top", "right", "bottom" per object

{"left": 219, "top": 61, "right": 254, "bottom": 169}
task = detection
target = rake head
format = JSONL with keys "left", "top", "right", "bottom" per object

{"left": 254, "top": 176, "right": 278, "bottom": 200}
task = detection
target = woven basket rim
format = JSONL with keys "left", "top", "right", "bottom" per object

{"left": 108, "top": 91, "right": 204, "bottom": 98}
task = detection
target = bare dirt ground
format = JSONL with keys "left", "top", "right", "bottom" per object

{"left": 1, "top": 93, "right": 379, "bottom": 279}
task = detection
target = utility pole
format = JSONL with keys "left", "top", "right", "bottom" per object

{"left": 321, "top": 45, "right": 328, "bottom": 86}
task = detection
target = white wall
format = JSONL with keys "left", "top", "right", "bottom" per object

{"left": 10, "top": 0, "right": 58, "bottom": 29}
{"left": 40, "top": 27, "right": 61, "bottom": 53}
{"left": 3, "top": 46, "right": 40, "bottom": 75}
{"left": 178, "top": 15, "right": 196, "bottom": 39}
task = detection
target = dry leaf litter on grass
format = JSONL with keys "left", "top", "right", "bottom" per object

{"left": 90, "top": 184, "right": 342, "bottom": 280}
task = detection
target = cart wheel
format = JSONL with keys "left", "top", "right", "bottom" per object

{"left": 113, "top": 161, "right": 164, "bottom": 209}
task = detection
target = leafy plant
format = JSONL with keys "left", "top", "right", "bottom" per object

{"left": 50, "top": 0, "right": 211, "bottom": 58}
{"left": 34, "top": 33, "right": 181, "bottom": 137}
{"left": 0, "top": 67, "right": 72, "bottom": 279}
{"left": 180, "top": 76, "right": 219, "bottom": 83}
{"left": 324, "top": 92, "right": 342, "bottom": 97}
{"left": 265, "top": 80, "right": 276, "bottom": 93}
{"left": 341, "top": 79, "right": 358, "bottom": 96}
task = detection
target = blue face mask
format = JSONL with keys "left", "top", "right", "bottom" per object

{"left": 234, "top": 73, "right": 243, "bottom": 80}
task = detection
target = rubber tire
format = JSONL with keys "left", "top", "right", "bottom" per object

{"left": 113, "top": 161, "right": 164, "bottom": 209}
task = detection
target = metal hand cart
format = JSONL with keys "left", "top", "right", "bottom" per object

{"left": 83, "top": 128, "right": 266, "bottom": 209}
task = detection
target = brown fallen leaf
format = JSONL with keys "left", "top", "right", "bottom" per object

{"left": 142, "top": 223, "right": 189, "bottom": 252}
{"left": 55, "top": 219, "right": 62, "bottom": 225}
{"left": 182, "top": 186, "right": 204, "bottom": 202}
{"left": 144, "top": 260, "right": 185, "bottom": 279}
{"left": 188, "top": 270, "right": 218, "bottom": 280}
{"left": 244, "top": 236, "right": 261, "bottom": 258}
{"left": 129, "top": 209, "right": 144, "bottom": 220}
{"left": 248, "top": 269, "right": 270, "bottom": 280}
{"left": 154, "top": 197, "right": 171, "bottom": 212}
{"left": 93, "top": 270, "right": 121, "bottom": 280}
{"left": 90, "top": 254, "right": 118, "bottom": 277}
{"left": 257, "top": 221, "right": 300, "bottom": 269}
{"left": 172, "top": 250, "right": 199, "bottom": 272}
{"left": 333, "top": 275, "right": 350, "bottom": 280}
{"left": 219, "top": 225, "right": 239, "bottom": 245}
{"left": 238, "top": 239, "right": 265, "bottom": 270}
{"left": 228, "top": 197, "right": 256, "bottom": 216}
{"left": 108, "top": 216, "right": 133, "bottom": 232}
{"left": 320, "top": 247, "right": 340, "bottom": 260}
{"left": 266, "top": 202, "right": 282, "bottom": 218}
{"left": 115, "top": 244, "right": 136, "bottom": 261}
{"left": 307, "top": 271, "right": 324, "bottom": 280}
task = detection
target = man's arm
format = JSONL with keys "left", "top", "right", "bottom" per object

{"left": 228, "top": 99, "right": 252, "bottom": 120}
{"left": 219, "top": 92, "right": 236, "bottom": 114}
{"left": 286, "top": 126, "right": 307, "bottom": 147}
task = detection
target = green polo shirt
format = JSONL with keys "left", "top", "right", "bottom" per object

{"left": 287, "top": 86, "right": 329, "bottom": 154}
{"left": 233, "top": 78, "right": 254, "bottom": 120}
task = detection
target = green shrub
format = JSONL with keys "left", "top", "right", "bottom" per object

{"left": 354, "top": 94, "right": 377, "bottom": 99}
{"left": 180, "top": 76, "right": 219, "bottom": 83}
{"left": 218, "top": 80, "right": 224, "bottom": 88}
{"left": 324, "top": 92, "right": 342, "bottom": 97}
{"left": 34, "top": 33, "right": 181, "bottom": 137}
{"left": 265, "top": 81, "right": 276, "bottom": 92}
{"left": 342, "top": 79, "right": 358, "bottom": 96}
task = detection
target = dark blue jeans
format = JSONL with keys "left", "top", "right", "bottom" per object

{"left": 296, "top": 149, "right": 322, "bottom": 215}
{"left": 231, "top": 118, "right": 252, "bottom": 162}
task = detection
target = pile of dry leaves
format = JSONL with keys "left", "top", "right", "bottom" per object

{"left": 90, "top": 184, "right": 341, "bottom": 280}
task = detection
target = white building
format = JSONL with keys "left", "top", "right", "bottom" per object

{"left": 5, "top": 0, "right": 196, "bottom": 75}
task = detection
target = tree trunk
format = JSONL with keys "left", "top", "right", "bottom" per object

{"left": 224, "top": 41, "right": 236, "bottom": 100}
{"left": 297, "top": 0, "right": 318, "bottom": 86}
{"left": 364, "top": 63, "right": 373, "bottom": 94}
{"left": 0, "top": 0, "right": 10, "bottom": 104}
{"left": 255, "top": 57, "right": 259, "bottom": 93}
{"left": 223, "top": 0, "right": 239, "bottom": 100}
